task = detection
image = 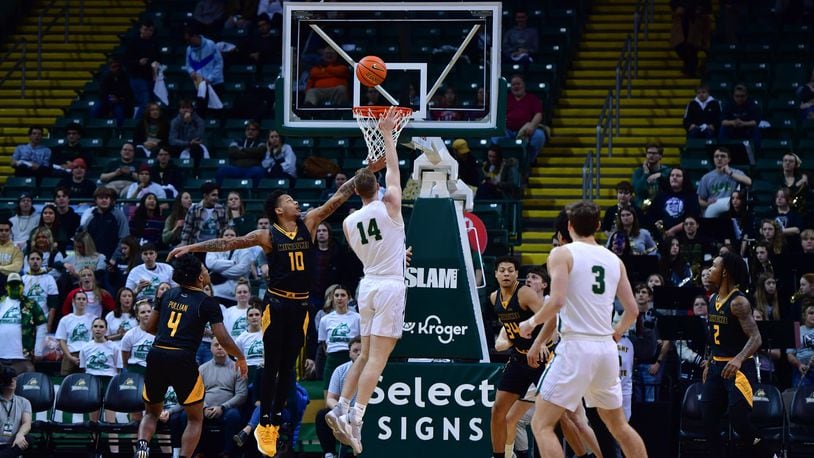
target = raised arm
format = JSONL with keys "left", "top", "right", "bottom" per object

{"left": 722, "top": 295, "right": 762, "bottom": 379}
{"left": 167, "top": 229, "right": 272, "bottom": 261}
{"left": 379, "top": 108, "right": 402, "bottom": 216}
{"left": 304, "top": 176, "right": 357, "bottom": 236}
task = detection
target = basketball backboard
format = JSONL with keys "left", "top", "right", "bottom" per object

{"left": 278, "top": 2, "right": 505, "bottom": 137}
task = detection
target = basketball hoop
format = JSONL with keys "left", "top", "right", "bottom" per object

{"left": 352, "top": 105, "right": 413, "bottom": 162}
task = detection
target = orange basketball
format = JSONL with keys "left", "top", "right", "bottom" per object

{"left": 356, "top": 55, "right": 387, "bottom": 87}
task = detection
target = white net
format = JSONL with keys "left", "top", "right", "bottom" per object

{"left": 353, "top": 106, "right": 413, "bottom": 161}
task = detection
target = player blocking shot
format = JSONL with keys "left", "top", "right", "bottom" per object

{"left": 167, "top": 178, "right": 361, "bottom": 456}
{"left": 134, "top": 254, "right": 248, "bottom": 458}
{"left": 325, "top": 108, "right": 408, "bottom": 456}
{"left": 517, "top": 201, "right": 647, "bottom": 458}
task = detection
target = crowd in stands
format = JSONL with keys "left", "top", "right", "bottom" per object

{"left": 5, "top": 0, "right": 814, "bottom": 455}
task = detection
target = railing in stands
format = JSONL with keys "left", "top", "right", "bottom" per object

{"left": 0, "top": 39, "right": 27, "bottom": 98}
{"left": 37, "top": 0, "right": 75, "bottom": 79}
{"left": 582, "top": 150, "right": 598, "bottom": 200}
{"left": 584, "top": 0, "right": 654, "bottom": 200}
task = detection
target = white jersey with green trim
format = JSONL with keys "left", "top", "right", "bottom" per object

{"left": 343, "top": 200, "right": 405, "bottom": 278}
{"left": 560, "top": 241, "right": 620, "bottom": 338}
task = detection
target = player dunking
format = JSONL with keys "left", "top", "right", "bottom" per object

{"left": 324, "top": 108, "right": 406, "bottom": 456}
{"left": 167, "top": 176, "right": 359, "bottom": 456}
{"left": 135, "top": 254, "right": 248, "bottom": 458}
{"left": 701, "top": 253, "right": 764, "bottom": 457}
{"left": 518, "top": 201, "right": 646, "bottom": 458}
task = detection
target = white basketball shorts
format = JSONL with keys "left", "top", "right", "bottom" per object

{"left": 537, "top": 337, "right": 623, "bottom": 412}
{"left": 357, "top": 276, "right": 407, "bottom": 338}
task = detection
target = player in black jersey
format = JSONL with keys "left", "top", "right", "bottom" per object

{"left": 701, "top": 252, "right": 764, "bottom": 458}
{"left": 134, "top": 254, "right": 247, "bottom": 458}
{"left": 168, "top": 177, "right": 359, "bottom": 457}
{"left": 489, "top": 256, "right": 546, "bottom": 458}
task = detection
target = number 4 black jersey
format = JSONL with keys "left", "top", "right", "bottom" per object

{"left": 266, "top": 218, "right": 314, "bottom": 299}
{"left": 154, "top": 287, "right": 223, "bottom": 352}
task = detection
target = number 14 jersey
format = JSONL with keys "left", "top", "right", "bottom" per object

{"left": 560, "top": 241, "right": 621, "bottom": 338}
{"left": 343, "top": 200, "right": 405, "bottom": 278}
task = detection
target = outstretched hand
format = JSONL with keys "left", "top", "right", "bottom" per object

{"left": 167, "top": 245, "right": 191, "bottom": 261}
{"left": 368, "top": 156, "right": 386, "bottom": 173}
{"left": 378, "top": 106, "right": 399, "bottom": 133}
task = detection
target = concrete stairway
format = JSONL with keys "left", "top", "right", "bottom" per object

{"left": 0, "top": 0, "right": 144, "bottom": 183}
{"left": 518, "top": 0, "right": 695, "bottom": 265}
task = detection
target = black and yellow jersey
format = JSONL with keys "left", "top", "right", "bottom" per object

{"left": 707, "top": 289, "right": 749, "bottom": 359}
{"left": 266, "top": 219, "right": 314, "bottom": 299}
{"left": 154, "top": 287, "right": 223, "bottom": 353}
{"left": 493, "top": 282, "right": 540, "bottom": 355}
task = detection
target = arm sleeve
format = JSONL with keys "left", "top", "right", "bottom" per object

{"left": 34, "top": 323, "right": 47, "bottom": 357}
{"left": 79, "top": 347, "right": 87, "bottom": 368}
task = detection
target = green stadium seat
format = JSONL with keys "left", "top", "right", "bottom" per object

{"left": 185, "top": 178, "right": 215, "bottom": 192}
{"left": 221, "top": 178, "right": 253, "bottom": 197}
{"left": 2, "top": 177, "right": 36, "bottom": 198}
{"left": 294, "top": 178, "right": 327, "bottom": 200}
{"left": 288, "top": 137, "right": 315, "bottom": 154}
{"left": 257, "top": 178, "right": 290, "bottom": 192}
{"left": 316, "top": 138, "right": 349, "bottom": 158}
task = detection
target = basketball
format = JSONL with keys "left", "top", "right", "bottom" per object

{"left": 356, "top": 55, "right": 387, "bottom": 87}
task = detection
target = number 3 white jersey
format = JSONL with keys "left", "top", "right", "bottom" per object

{"left": 559, "top": 241, "right": 621, "bottom": 337}
{"left": 343, "top": 200, "right": 405, "bottom": 278}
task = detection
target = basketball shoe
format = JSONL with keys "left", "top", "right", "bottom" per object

{"left": 336, "top": 409, "right": 363, "bottom": 455}
{"left": 254, "top": 423, "right": 279, "bottom": 456}
{"left": 324, "top": 403, "right": 348, "bottom": 444}
{"left": 134, "top": 439, "right": 150, "bottom": 458}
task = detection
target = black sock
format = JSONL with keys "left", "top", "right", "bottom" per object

{"left": 270, "top": 413, "right": 283, "bottom": 426}
{"left": 493, "top": 454, "right": 505, "bottom": 458}
{"left": 259, "top": 414, "right": 270, "bottom": 426}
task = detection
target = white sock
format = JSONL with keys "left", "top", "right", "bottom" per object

{"left": 353, "top": 402, "right": 367, "bottom": 422}
{"left": 504, "top": 443, "right": 514, "bottom": 456}
{"left": 339, "top": 397, "right": 351, "bottom": 412}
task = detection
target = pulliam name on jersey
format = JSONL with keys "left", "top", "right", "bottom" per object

{"left": 167, "top": 301, "right": 189, "bottom": 313}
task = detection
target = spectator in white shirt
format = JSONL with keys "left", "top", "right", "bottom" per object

{"left": 205, "top": 227, "right": 253, "bottom": 301}
{"left": 79, "top": 317, "right": 121, "bottom": 423}
{"left": 125, "top": 243, "right": 175, "bottom": 301}
{"left": 55, "top": 291, "right": 97, "bottom": 375}
{"left": 120, "top": 299, "right": 155, "bottom": 375}
{"left": 22, "top": 251, "right": 59, "bottom": 332}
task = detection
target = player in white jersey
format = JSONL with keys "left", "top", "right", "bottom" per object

{"left": 327, "top": 108, "right": 406, "bottom": 456}
{"left": 518, "top": 201, "right": 646, "bottom": 458}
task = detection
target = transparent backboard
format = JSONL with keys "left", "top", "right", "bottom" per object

{"left": 278, "top": 2, "right": 505, "bottom": 137}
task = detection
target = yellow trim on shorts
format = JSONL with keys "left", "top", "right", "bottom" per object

{"left": 302, "top": 312, "right": 310, "bottom": 336}
{"left": 712, "top": 355, "right": 753, "bottom": 362}
{"left": 262, "top": 304, "right": 271, "bottom": 333}
{"left": 734, "top": 370, "right": 753, "bottom": 408}
{"left": 181, "top": 375, "right": 205, "bottom": 406}
{"left": 154, "top": 344, "right": 182, "bottom": 351}
{"left": 267, "top": 287, "right": 309, "bottom": 300}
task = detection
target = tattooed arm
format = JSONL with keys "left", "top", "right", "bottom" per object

{"left": 303, "top": 176, "right": 357, "bottom": 237}
{"left": 167, "top": 229, "right": 273, "bottom": 261}
{"left": 721, "top": 295, "right": 762, "bottom": 379}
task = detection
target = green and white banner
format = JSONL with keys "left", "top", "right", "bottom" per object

{"left": 361, "top": 362, "right": 504, "bottom": 456}
{"left": 396, "top": 197, "right": 489, "bottom": 361}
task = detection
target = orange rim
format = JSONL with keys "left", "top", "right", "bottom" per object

{"left": 352, "top": 105, "right": 413, "bottom": 118}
